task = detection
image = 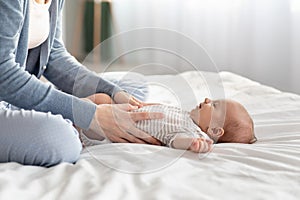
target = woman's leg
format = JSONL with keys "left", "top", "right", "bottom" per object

{"left": 0, "top": 109, "right": 82, "bottom": 167}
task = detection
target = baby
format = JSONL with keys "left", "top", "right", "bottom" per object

{"left": 82, "top": 94, "right": 256, "bottom": 153}
{"left": 133, "top": 98, "right": 256, "bottom": 153}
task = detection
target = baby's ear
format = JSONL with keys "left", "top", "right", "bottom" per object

{"left": 207, "top": 127, "right": 224, "bottom": 138}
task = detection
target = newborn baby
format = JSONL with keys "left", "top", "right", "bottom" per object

{"left": 81, "top": 94, "right": 256, "bottom": 153}
{"left": 133, "top": 98, "right": 256, "bottom": 153}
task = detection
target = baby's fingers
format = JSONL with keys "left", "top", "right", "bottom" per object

{"left": 205, "top": 139, "right": 214, "bottom": 152}
{"left": 199, "top": 138, "right": 213, "bottom": 153}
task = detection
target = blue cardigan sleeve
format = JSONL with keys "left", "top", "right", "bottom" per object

{"left": 0, "top": 0, "right": 98, "bottom": 129}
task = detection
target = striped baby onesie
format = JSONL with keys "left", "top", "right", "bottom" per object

{"left": 134, "top": 105, "right": 208, "bottom": 147}
{"left": 80, "top": 104, "right": 208, "bottom": 147}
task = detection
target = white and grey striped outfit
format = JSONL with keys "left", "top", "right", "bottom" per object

{"left": 134, "top": 105, "right": 208, "bottom": 147}
{"left": 81, "top": 105, "right": 209, "bottom": 147}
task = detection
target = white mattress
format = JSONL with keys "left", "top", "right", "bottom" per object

{"left": 1, "top": 71, "right": 300, "bottom": 200}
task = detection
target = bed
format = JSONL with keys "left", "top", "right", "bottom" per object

{"left": 0, "top": 71, "right": 299, "bottom": 199}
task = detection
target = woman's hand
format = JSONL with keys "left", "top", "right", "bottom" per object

{"left": 88, "top": 103, "right": 164, "bottom": 144}
{"left": 113, "top": 91, "right": 144, "bottom": 107}
{"left": 113, "top": 91, "right": 160, "bottom": 107}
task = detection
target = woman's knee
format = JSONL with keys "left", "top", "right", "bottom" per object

{"left": 35, "top": 116, "right": 83, "bottom": 166}
{"left": 0, "top": 110, "right": 82, "bottom": 167}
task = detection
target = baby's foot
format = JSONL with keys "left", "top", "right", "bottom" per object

{"left": 189, "top": 138, "right": 213, "bottom": 153}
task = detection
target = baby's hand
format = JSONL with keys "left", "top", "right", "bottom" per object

{"left": 189, "top": 138, "right": 213, "bottom": 153}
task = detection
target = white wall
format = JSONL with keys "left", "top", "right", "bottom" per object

{"left": 64, "top": 0, "right": 300, "bottom": 94}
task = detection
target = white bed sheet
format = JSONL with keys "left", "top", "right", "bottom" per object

{"left": 0, "top": 71, "right": 299, "bottom": 200}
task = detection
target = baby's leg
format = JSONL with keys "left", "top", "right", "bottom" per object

{"left": 172, "top": 136, "right": 213, "bottom": 153}
{"left": 86, "top": 93, "right": 114, "bottom": 104}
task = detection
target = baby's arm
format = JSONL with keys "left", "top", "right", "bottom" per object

{"left": 171, "top": 135, "right": 213, "bottom": 153}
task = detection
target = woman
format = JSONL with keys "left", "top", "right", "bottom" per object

{"left": 0, "top": 0, "right": 162, "bottom": 167}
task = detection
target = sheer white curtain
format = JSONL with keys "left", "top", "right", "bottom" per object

{"left": 64, "top": 0, "right": 299, "bottom": 94}
{"left": 107, "top": 0, "right": 300, "bottom": 94}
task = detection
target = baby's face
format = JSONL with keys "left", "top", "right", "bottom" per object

{"left": 190, "top": 98, "right": 254, "bottom": 143}
{"left": 190, "top": 98, "right": 226, "bottom": 132}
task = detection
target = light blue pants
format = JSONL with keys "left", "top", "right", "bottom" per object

{"left": 0, "top": 105, "right": 82, "bottom": 167}
{"left": 0, "top": 74, "right": 148, "bottom": 167}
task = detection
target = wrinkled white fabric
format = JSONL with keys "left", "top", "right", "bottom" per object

{"left": 0, "top": 71, "right": 299, "bottom": 200}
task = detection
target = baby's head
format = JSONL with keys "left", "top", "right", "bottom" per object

{"left": 190, "top": 98, "right": 256, "bottom": 144}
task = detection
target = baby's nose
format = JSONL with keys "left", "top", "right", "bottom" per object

{"left": 204, "top": 98, "right": 211, "bottom": 103}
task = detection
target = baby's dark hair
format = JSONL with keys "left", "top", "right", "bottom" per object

{"left": 218, "top": 115, "right": 256, "bottom": 144}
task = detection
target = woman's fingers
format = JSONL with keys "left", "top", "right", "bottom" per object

{"left": 112, "top": 107, "right": 164, "bottom": 122}
{"left": 113, "top": 91, "right": 159, "bottom": 108}
{"left": 140, "top": 102, "right": 162, "bottom": 106}
{"left": 127, "top": 126, "right": 162, "bottom": 145}
{"left": 129, "top": 96, "right": 143, "bottom": 107}
{"left": 109, "top": 121, "right": 161, "bottom": 145}
{"left": 116, "top": 129, "right": 147, "bottom": 144}
{"left": 130, "top": 111, "right": 164, "bottom": 122}
{"left": 107, "top": 127, "right": 154, "bottom": 144}
{"left": 113, "top": 91, "right": 139, "bottom": 105}
{"left": 109, "top": 135, "right": 129, "bottom": 143}
{"left": 114, "top": 103, "right": 138, "bottom": 111}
